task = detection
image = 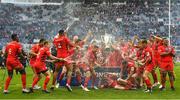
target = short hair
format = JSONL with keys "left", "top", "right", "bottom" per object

{"left": 94, "top": 45, "right": 99, "bottom": 48}
{"left": 11, "top": 34, "right": 18, "bottom": 40}
{"left": 75, "top": 39, "right": 82, "bottom": 43}
{"left": 162, "top": 37, "right": 167, "bottom": 40}
{"left": 39, "top": 38, "right": 45, "bottom": 43}
{"left": 44, "top": 41, "right": 49, "bottom": 45}
{"left": 58, "top": 30, "right": 64, "bottom": 34}
{"left": 141, "top": 39, "right": 148, "bottom": 44}
{"left": 156, "top": 35, "right": 160, "bottom": 37}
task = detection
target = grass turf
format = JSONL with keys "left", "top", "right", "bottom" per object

{"left": 0, "top": 63, "right": 180, "bottom": 99}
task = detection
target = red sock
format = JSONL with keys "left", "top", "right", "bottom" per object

{"left": 21, "top": 74, "right": 26, "bottom": 89}
{"left": 59, "top": 73, "right": 64, "bottom": 82}
{"left": 152, "top": 72, "right": 158, "bottom": 83}
{"left": 84, "top": 77, "right": 90, "bottom": 88}
{"left": 76, "top": 75, "right": 82, "bottom": 84}
{"left": 66, "top": 76, "right": 71, "bottom": 85}
{"left": 43, "top": 76, "right": 50, "bottom": 90}
{"left": 144, "top": 78, "right": 152, "bottom": 88}
{"left": 32, "top": 77, "right": 40, "bottom": 88}
{"left": 4, "top": 76, "right": 12, "bottom": 90}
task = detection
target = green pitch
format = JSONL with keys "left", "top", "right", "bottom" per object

{"left": 0, "top": 63, "right": 180, "bottom": 99}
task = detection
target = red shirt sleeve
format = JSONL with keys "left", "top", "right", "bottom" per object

{"left": 68, "top": 48, "right": 75, "bottom": 56}
{"left": 65, "top": 37, "right": 73, "bottom": 47}
{"left": 31, "top": 44, "right": 37, "bottom": 52}
{"left": 158, "top": 46, "right": 164, "bottom": 54}
{"left": 45, "top": 48, "right": 51, "bottom": 57}
{"left": 53, "top": 37, "right": 59, "bottom": 48}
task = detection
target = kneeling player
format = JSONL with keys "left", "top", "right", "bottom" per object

{"left": 100, "top": 74, "right": 137, "bottom": 90}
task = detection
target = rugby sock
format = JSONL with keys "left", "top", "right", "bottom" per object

{"left": 43, "top": 76, "right": 50, "bottom": 90}
{"left": 170, "top": 80, "right": 174, "bottom": 88}
{"left": 161, "top": 78, "right": 166, "bottom": 88}
{"left": 169, "top": 72, "right": 174, "bottom": 88}
{"left": 76, "top": 75, "right": 82, "bottom": 84}
{"left": 52, "top": 72, "right": 58, "bottom": 86}
{"left": 58, "top": 73, "right": 65, "bottom": 82}
{"left": 21, "top": 74, "right": 26, "bottom": 89}
{"left": 160, "top": 72, "right": 164, "bottom": 87}
{"left": 32, "top": 77, "right": 40, "bottom": 88}
{"left": 4, "top": 76, "right": 12, "bottom": 90}
{"left": 66, "top": 77, "right": 72, "bottom": 85}
{"left": 152, "top": 72, "right": 158, "bottom": 83}
{"left": 161, "top": 72, "right": 167, "bottom": 88}
{"left": 66, "top": 69, "right": 72, "bottom": 85}
{"left": 84, "top": 77, "right": 90, "bottom": 88}
{"left": 144, "top": 78, "right": 152, "bottom": 88}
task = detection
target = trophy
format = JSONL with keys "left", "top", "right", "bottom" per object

{"left": 101, "top": 32, "right": 113, "bottom": 48}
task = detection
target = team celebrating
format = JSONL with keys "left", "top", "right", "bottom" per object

{"left": 1, "top": 28, "right": 176, "bottom": 94}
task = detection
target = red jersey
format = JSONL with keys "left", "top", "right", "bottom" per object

{"left": 106, "top": 50, "right": 122, "bottom": 67}
{"left": 158, "top": 45, "right": 175, "bottom": 62}
{"left": 152, "top": 42, "right": 162, "bottom": 60}
{"left": 121, "top": 44, "right": 129, "bottom": 59}
{"left": 80, "top": 49, "right": 97, "bottom": 65}
{"left": 35, "top": 47, "right": 51, "bottom": 63}
{"left": 136, "top": 49, "right": 144, "bottom": 61}
{"left": 5, "top": 41, "right": 22, "bottom": 60}
{"left": 126, "top": 47, "right": 136, "bottom": 63}
{"left": 142, "top": 46, "right": 154, "bottom": 65}
{"left": 53, "top": 35, "right": 72, "bottom": 58}
{"left": 66, "top": 47, "right": 85, "bottom": 64}
{"left": 87, "top": 50, "right": 97, "bottom": 64}
{"left": 30, "top": 44, "right": 42, "bottom": 64}
{"left": 69, "top": 41, "right": 85, "bottom": 56}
